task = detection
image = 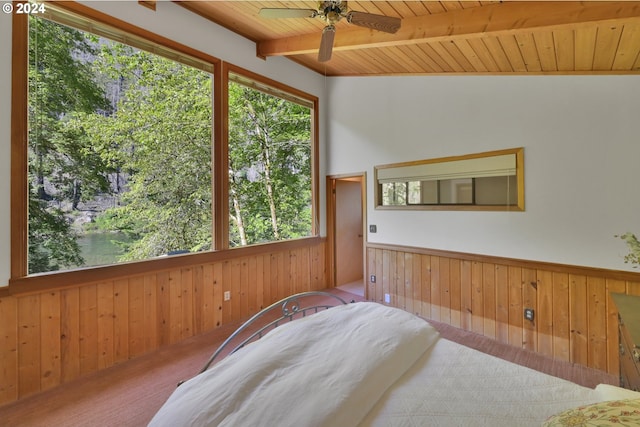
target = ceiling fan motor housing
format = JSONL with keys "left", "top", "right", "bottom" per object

{"left": 320, "top": 1, "right": 347, "bottom": 25}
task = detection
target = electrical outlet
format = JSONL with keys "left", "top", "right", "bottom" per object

{"left": 370, "top": 275, "right": 376, "bottom": 283}
{"left": 384, "top": 293, "right": 390, "bottom": 304}
{"left": 224, "top": 291, "right": 231, "bottom": 301}
{"left": 524, "top": 308, "right": 534, "bottom": 321}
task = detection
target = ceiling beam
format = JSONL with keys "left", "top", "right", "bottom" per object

{"left": 256, "top": 1, "right": 640, "bottom": 58}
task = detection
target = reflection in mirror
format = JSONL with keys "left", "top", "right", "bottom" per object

{"left": 375, "top": 148, "right": 524, "bottom": 211}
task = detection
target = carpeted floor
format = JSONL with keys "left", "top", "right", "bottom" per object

{"left": 0, "top": 287, "right": 617, "bottom": 427}
{"left": 0, "top": 320, "right": 242, "bottom": 427}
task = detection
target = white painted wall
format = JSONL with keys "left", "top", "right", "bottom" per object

{"left": 326, "top": 75, "right": 640, "bottom": 271}
{"left": 0, "top": 2, "right": 326, "bottom": 286}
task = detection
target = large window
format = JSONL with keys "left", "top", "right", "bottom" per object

{"left": 227, "top": 72, "right": 313, "bottom": 247}
{"left": 28, "top": 15, "right": 212, "bottom": 273}
{"left": 26, "top": 11, "right": 213, "bottom": 274}
{"left": 11, "top": 4, "right": 318, "bottom": 279}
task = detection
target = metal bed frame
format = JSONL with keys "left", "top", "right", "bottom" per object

{"left": 180, "top": 291, "right": 351, "bottom": 385}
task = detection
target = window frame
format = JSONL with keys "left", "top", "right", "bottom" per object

{"left": 9, "top": 2, "right": 320, "bottom": 288}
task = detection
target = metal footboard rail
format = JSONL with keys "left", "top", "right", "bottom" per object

{"left": 196, "top": 291, "right": 350, "bottom": 376}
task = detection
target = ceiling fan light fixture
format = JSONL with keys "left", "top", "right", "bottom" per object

{"left": 259, "top": 0, "right": 401, "bottom": 63}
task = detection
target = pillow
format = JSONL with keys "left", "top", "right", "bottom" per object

{"left": 542, "top": 399, "right": 640, "bottom": 426}
{"left": 595, "top": 384, "right": 640, "bottom": 401}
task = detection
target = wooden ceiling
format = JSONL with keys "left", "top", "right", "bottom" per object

{"left": 175, "top": 1, "right": 640, "bottom": 76}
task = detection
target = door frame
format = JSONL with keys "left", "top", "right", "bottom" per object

{"left": 326, "top": 172, "right": 367, "bottom": 290}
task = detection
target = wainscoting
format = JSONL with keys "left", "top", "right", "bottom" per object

{"left": 0, "top": 238, "right": 326, "bottom": 406}
{"left": 3, "top": 238, "right": 636, "bottom": 407}
{"left": 367, "top": 243, "right": 640, "bottom": 377}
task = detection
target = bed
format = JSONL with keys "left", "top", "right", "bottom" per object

{"left": 149, "top": 291, "right": 640, "bottom": 427}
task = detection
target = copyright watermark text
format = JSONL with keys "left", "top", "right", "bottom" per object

{"left": 3, "top": 2, "right": 47, "bottom": 14}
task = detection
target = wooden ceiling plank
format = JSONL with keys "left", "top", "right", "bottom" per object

{"left": 179, "top": 1, "right": 330, "bottom": 42}
{"left": 514, "top": 33, "right": 542, "bottom": 72}
{"left": 379, "top": 46, "right": 427, "bottom": 73}
{"left": 349, "top": 2, "right": 385, "bottom": 16}
{"left": 395, "top": 44, "right": 440, "bottom": 73}
{"left": 497, "top": 35, "right": 528, "bottom": 72}
{"left": 257, "top": 1, "right": 640, "bottom": 57}
{"left": 286, "top": 50, "right": 337, "bottom": 74}
{"left": 467, "top": 38, "right": 501, "bottom": 72}
{"left": 335, "top": 46, "right": 395, "bottom": 75}
{"left": 389, "top": 2, "right": 422, "bottom": 19}
{"left": 553, "top": 29, "right": 576, "bottom": 71}
{"left": 361, "top": 2, "right": 403, "bottom": 19}
{"left": 533, "top": 32, "right": 558, "bottom": 72}
{"left": 176, "top": 2, "right": 251, "bottom": 39}
{"left": 368, "top": 49, "right": 405, "bottom": 73}
{"left": 416, "top": 43, "right": 457, "bottom": 73}
{"left": 409, "top": 44, "right": 447, "bottom": 73}
{"left": 455, "top": 38, "right": 488, "bottom": 72}
{"left": 177, "top": 2, "right": 271, "bottom": 41}
{"left": 423, "top": 2, "right": 447, "bottom": 15}
{"left": 359, "top": 45, "right": 408, "bottom": 73}
{"left": 403, "top": 1, "right": 431, "bottom": 17}
{"left": 612, "top": 23, "right": 640, "bottom": 70}
{"left": 461, "top": 1, "right": 482, "bottom": 9}
{"left": 574, "top": 26, "right": 598, "bottom": 71}
{"left": 328, "top": 55, "right": 361, "bottom": 76}
{"left": 440, "top": 40, "right": 476, "bottom": 72}
{"left": 482, "top": 37, "right": 515, "bottom": 72}
{"left": 311, "top": 54, "right": 353, "bottom": 76}
{"left": 440, "top": 2, "right": 464, "bottom": 12}
{"left": 593, "top": 23, "right": 624, "bottom": 70}
{"left": 426, "top": 41, "right": 467, "bottom": 72}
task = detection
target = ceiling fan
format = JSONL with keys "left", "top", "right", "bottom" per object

{"left": 259, "top": 1, "right": 401, "bottom": 62}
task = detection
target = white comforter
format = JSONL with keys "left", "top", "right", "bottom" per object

{"left": 150, "top": 301, "right": 640, "bottom": 427}
{"left": 148, "top": 302, "right": 439, "bottom": 427}
{"left": 361, "top": 338, "right": 624, "bottom": 427}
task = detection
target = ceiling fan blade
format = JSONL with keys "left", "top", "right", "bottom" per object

{"left": 259, "top": 8, "right": 317, "bottom": 19}
{"left": 347, "top": 11, "right": 401, "bottom": 34}
{"left": 318, "top": 25, "right": 336, "bottom": 62}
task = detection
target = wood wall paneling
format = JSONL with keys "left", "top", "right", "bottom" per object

{"left": 569, "top": 274, "right": 589, "bottom": 366}
{"left": 366, "top": 243, "right": 640, "bottom": 378}
{"left": 3, "top": 239, "right": 638, "bottom": 407}
{"left": 39, "top": 291, "right": 61, "bottom": 392}
{"left": 0, "top": 296, "right": 18, "bottom": 403}
{"left": 0, "top": 241, "right": 326, "bottom": 406}
{"left": 495, "top": 264, "right": 509, "bottom": 344}
{"left": 17, "top": 295, "right": 40, "bottom": 398}
{"left": 507, "top": 266, "right": 523, "bottom": 348}
{"left": 60, "top": 288, "right": 80, "bottom": 383}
